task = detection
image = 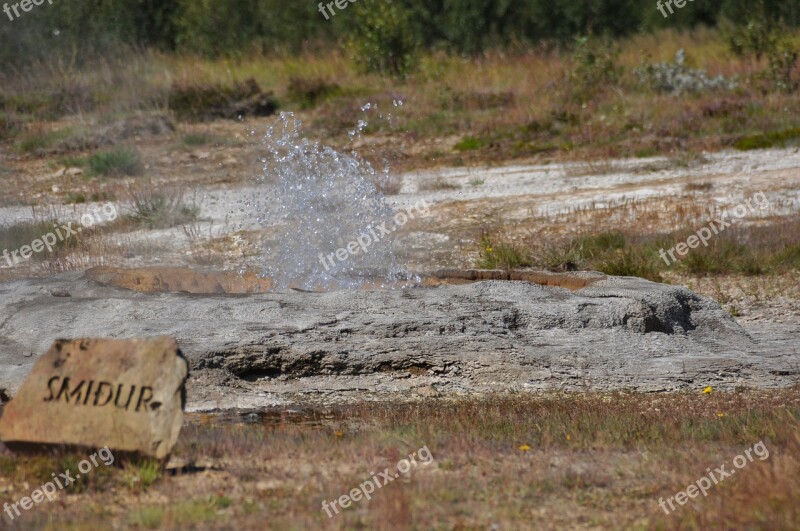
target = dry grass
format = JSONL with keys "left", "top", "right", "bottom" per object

{"left": 1, "top": 389, "right": 798, "bottom": 529}
{"left": 417, "top": 177, "right": 460, "bottom": 192}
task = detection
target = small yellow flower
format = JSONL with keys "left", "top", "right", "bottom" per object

{"left": 518, "top": 444, "right": 530, "bottom": 452}
{"left": 703, "top": 386, "right": 713, "bottom": 394}
{"left": 486, "top": 247, "right": 493, "bottom": 253}
{"left": 717, "top": 412, "right": 725, "bottom": 418}
{"left": 566, "top": 434, "right": 572, "bottom": 441}
{"left": 334, "top": 430, "right": 344, "bottom": 438}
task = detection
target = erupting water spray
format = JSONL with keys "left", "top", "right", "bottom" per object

{"left": 240, "top": 109, "right": 418, "bottom": 291}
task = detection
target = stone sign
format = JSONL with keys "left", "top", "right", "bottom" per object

{"left": 0, "top": 337, "right": 188, "bottom": 459}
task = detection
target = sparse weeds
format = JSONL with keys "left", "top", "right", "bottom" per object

{"left": 373, "top": 173, "right": 404, "bottom": 195}
{"left": 15, "top": 127, "right": 73, "bottom": 155}
{"left": 418, "top": 177, "right": 460, "bottom": 192}
{"left": 124, "top": 180, "right": 199, "bottom": 229}
{"left": 181, "top": 132, "right": 213, "bottom": 147}
{"left": 684, "top": 181, "right": 714, "bottom": 192}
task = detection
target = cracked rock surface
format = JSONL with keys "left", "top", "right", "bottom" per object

{"left": 0, "top": 271, "right": 797, "bottom": 410}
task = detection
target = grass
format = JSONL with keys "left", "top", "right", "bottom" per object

{"left": 454, "top": 136, "right": 485, "bottom": 152}
{"left": 0, "top": 219, "right": 78, "bottom": 262}
{"left": 733, "top": 127, "right": 800, "bottom": 151}
{"left": 2, "top": 389, "right": 798, "bottom": 528}
{"left": 88, "top": 147, "right": 144, "bottom": 177}
{"left": 476, "top": 234, "right": 532, "bottom": 270}
{"left": 14, "top": 127, "right": 76, "bottom": 154}
{"left": 124, "top": 180, "right": 200, "bottom": 229}
{"left": 476, "top": 218, "right": 800, "bottom": 281}
{"left": 123, "top": 459, "right": 162, "bottom": 492}
{"left": 417, "top": 177, "right": 460, "bottom": 192}
{"left": 181, "top": 132, "right": 213, "bottom": 147}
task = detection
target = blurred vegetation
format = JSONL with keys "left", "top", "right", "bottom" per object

{"left": 0, "top": 0, "right": 798, "bottom": 70}
{"left": 477, "top": 219, "right": 800, "bottom": 282}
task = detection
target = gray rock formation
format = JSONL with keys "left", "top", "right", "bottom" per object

{"left": 0, "top": 271, "right": 797, "bottom": 410}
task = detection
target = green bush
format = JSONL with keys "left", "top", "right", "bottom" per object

{"left": 347, "top": 0, "right": 420, "bottom": 79}
{"left": 565, "top": 36, "right": 623, "bottom": 103}
{"left": 287, "top": 77, "right": 341, "bottom": 110}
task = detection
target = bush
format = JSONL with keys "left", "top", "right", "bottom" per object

{"left": 287, "top": 77, "right": 341, "bottom": 110}
{"left": 724, "top": 8, "right": 800, "bottom": 93}
{"left": 636, "top": 49, "right": 737, "bottom": 95}
{"left": 168, "top": 79, "right": 278, "bottom": 121}
{"left": 347, "top": 0, "right": 420, "bottom": 79}
{"left": 565, "top": 36, "right": 623, "bottom": 103}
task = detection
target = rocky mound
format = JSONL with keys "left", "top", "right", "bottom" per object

{"left": 0, "top": 269, "right": 795, "bottom": 410}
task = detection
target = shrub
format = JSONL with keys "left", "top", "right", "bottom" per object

{"left": 287, "top": 77, "right": 341, "bottom": 110}
{"left": 89, "top": 148, "right": 144, "bottom": 177}
{"left": 168, "top": 79, "right": 278, "bottom": 121}
{"left": 566, "top": 36, "right": 623, "bottom": 103}
{"left": 636, "top": 49, "right": 737, "bottom": 95}
{"left": 725, "top": 11, "right": 799, "bottom": 93}
{"left": 347, "top": 0, "right": 420, "bottom": 79}
{"left": 765, "top": 39, "right": 800, "bottom": 93}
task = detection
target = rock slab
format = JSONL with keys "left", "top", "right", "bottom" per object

{"left": 0, "top": 337, "right": 187, "bottom": 459}
{"left": 0, "top": 271, "right": 797, "bottom": 410}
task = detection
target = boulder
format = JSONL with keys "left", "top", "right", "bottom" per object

{"left": 0, "top": 337, "right": 187, "bottom": 459}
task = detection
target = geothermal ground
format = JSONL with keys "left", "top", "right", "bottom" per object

{"left": 1, "top": 116, "right": 799, "bottom": 530}
{"left": 1, "top": 133, "right": 799, "bottom": 409}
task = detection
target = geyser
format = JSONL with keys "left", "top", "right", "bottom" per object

{"left": 240, "top": 112, "right": 417, "bottom": 291}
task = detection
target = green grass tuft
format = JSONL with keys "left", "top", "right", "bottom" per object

{"left": 454, "top": 137, "right": 485, "bottom": 152}
{"left": 734, "top": 127, "right": 800, "bottom": 150}
{"left": 88, "top": 148, "right": 144, "bottom": 177}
